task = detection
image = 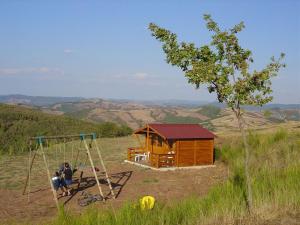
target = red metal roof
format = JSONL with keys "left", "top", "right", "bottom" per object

{"left": 147, "top": 123, "right": 215, "bottom": 139}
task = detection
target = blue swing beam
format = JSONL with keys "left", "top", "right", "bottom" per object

{"left": 30, "top": 133, "right": 97, "bottom": 143}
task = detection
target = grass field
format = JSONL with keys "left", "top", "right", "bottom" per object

{"left": 47, "top": 129, "right": 300, "bottom": 225}
{"left": 0, "top": 125, "right": 299, "bottom": 224}
{"left": 0, "top": 136, "right": 139, "bottom": 191}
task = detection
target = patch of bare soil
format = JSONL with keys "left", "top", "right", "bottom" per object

{"left": 0, "top": 162, "right": 228, "bottom": 224}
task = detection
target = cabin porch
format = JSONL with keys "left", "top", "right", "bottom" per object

{"left": 127, "top": 147, "right": 175, "bottom": 168}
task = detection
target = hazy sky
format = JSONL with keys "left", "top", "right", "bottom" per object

{"left": 0, "top": 0, "right": 299, "bottom": 103}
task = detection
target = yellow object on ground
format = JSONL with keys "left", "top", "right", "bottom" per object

{"left": 139, "top": 195, "right": 155, "bottom": 210}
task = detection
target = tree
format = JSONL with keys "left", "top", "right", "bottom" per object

{"left": 149, "top": 14, "right": 285, "bottom": 213}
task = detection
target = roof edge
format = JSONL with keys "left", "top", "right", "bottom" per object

{"left": 134, "top": 123, "right": 215, "bottom": 139}
{"left": 133, "top": 124, "right": 167, "bottom": 139}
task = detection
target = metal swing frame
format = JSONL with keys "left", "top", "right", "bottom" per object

{"left": 22, "top": 133, "right": 115, "bottom": 210}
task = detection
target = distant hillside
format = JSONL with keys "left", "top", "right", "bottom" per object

{"left": 1, "top": 94, "right": 299, "bottom": 109}
{"left": 1, "top": 95, "right": 299, "bottom": 131}
{"left": 45, "top": 100, "right": 214, "bottom": 129}
{"left": 0, "top": 104, "right": 132, "bottom": 153}
{"left": 40, "top": 100, "right": 299, "bottom": 131}
{"left": 107, "top": 99, "right": 210, "bottom": 107}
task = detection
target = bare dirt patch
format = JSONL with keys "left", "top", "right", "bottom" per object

{"left": 0, "top": 161, "right": 227, "bottom": 224}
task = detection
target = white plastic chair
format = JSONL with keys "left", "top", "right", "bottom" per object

{"left": 135, "top": 152, "right": 150, "bottom": 162}
{"left": 134, "top": 154, "right": 144, "bottom": 162}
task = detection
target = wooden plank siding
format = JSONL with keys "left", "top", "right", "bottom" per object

{"left": 133, "top": 124, "right": 215, "bottom": 168}
{"left": 176, "top": 139, "right": 214, "bottom": 167}
{"left": 177, "top": 140, "right": 194, "bottom": 166}
{"left": 195, "top": 139, "right": 214, "bottom": 165}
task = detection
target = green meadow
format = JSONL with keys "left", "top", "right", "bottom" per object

{"left": 49, "top": 129, "right": 300, "bottom": 225}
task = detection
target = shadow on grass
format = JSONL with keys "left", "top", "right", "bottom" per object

{"left": 62, "top": 170, "right": 133, "bottom": 205}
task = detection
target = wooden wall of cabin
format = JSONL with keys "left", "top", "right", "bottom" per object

{"left": 176, "top": 139, "right": 214, "bottom": 167}
{"left": 148, "top": 133, "right": 169, "bottom": 154}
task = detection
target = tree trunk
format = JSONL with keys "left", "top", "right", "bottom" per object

{"left": 236, "top": 114, "right": 253, "bottom": 214}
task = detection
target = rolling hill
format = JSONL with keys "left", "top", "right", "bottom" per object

{"left": 1, "top": 94, "right": 299, "bottom": 132}
{"left": 42, "top": 99, "right": 300, "bottom": 133}
{"left": 0, "top": 104, "right": 132, "bottom": 153}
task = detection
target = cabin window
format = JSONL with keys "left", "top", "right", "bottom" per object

{"left": 157, "top": 136, "right": 163, "bottom": 147}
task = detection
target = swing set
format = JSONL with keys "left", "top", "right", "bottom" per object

{"left": 22, "top": 133, "right": 115, "bottom": 209}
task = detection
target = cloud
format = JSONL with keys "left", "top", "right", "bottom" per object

{"left": 63, "top": 49, "right": 74, "bottom": 54}
{"left": 0, "top": 67, "right": 64, "bottom": 76}
{"left": 111, "top": 72, "right": 149, "bottom": 80}
{"left": 132, "top": 72, "right": 148, "bottom": 80}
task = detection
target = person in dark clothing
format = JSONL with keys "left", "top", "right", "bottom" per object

{"left": 62, "top": 162, "right": 73, "bottom": 196}
{"left": 59, "top": 163, "right": 65, "bottom": 174}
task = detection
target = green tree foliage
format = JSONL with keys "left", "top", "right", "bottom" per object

{"left": 0, "top": 104, "right": 132, "bottom": 154}
{"left": 149, "top": 15, "right": 285, "bottom": 108}
{"left": 149, "top": 14, "right": 285, "bottom": 213}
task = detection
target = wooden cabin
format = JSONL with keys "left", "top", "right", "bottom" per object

{"left": 127, "top": 124, "right": 215, "bottom": 168}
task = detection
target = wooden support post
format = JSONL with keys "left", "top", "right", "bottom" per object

{"left": 144, "top": 134, "right": 147, "bottom": 151}
{"left": 23, "top": 150, "right": 37, "bottom": 195}
{"left": 82, "top": 139, "right": 105, "bottom": 201}
{"left": 39, "top": 141, "right": 59, "bottom": 210}
{"left": 146, "top": 125, "right": 150, "bottom": 152}
{"left": 93, "top": 139, "right": 116, "bottom": 199}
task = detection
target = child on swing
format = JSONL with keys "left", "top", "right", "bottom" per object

{"left": 58, "top": 162, "right": 73, "bottom": 196}
{"left": 51, "top": 171, "right": 67, "bottom": 196}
